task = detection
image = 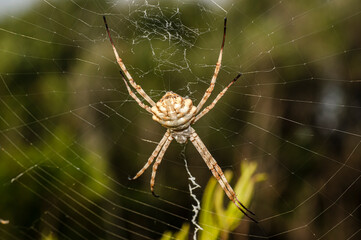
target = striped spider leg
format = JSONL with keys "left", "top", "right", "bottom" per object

{"left": 103, "top": 16, "right": 257, "bottom": 223}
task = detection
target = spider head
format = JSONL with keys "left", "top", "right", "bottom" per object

{"left": 151, "top": 91, "right": 197, "bottom": 130}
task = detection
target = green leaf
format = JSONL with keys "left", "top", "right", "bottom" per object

{"left": 160, "top": 161, "right": 266, "bottom": 240}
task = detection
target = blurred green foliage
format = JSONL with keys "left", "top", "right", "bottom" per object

{"left": 161, "top": 161, "right": 265, "bottom": 240}
{"left": 0, "top": 0, "right": 360, "bottom": 239}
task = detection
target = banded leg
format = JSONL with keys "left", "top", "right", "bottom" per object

{"left": 119, "top": 71, "right": 152, "bottom": 113}
{"left": 131, "top": 131, "right": 170, "bottom": 180}
{"left": 150, "top": 134, "right": 173, "bottom": 197}
{"left": 189, "top": 129, "right": 257, "bottom": 223}
{"left": 103, "top": 16, "right": 156, "bottom": 106}
{"left": 195, "top": 17, "right": 227, "bottom": 113}
{"left": 192, "top": 73, "right": 242, "bottom": 123}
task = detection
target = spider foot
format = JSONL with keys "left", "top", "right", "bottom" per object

{"left": 128, "top": 173, "right": 142, "bottom": 180}
{"left": 151, "top": 190, "right": 160, "bottom": 198}
{"left": 235, "top": 198, "right": 256, "bottom": 215}
{"left": 234, "top": 202, "right": 258, "bottom": 223}
{"left": 233, "top": 72, "right": 242, "bottom": 82}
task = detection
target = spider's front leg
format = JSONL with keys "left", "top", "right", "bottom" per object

{"left": 195, "top": 17, "right": 227, "bottom": 113}
{"left": 103, "top": 16, "right": 156, "bottom": 107}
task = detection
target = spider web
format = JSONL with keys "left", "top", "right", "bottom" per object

{"left": 0, "top": 0, "right": 361, "bottom": 239}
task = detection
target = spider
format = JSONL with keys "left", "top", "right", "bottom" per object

{"left": 103, "top": 16, "right": 257, "bottom": 223}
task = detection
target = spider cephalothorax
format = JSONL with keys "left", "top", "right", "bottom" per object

{"left": 151, "top": 92, "right": 196, "bottom": 131}
{"left": 103, "top": 16, "right": 257, "bottom": 223}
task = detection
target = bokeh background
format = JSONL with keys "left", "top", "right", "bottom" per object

{"left": 0, "top": 0, "right": 360, "bottom": 239}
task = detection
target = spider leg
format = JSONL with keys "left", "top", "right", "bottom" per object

{"left": 195, "top": 17, "right": 227, "bottom": 114}
{"left": 103, "top": 16, "right": 156, "bottom": 106}
{"left": 189, "top": 128, "right": 258, "bottom": 223}
{"left": 150, "top": 134, "right": 173, "bottom": 197}
{"left": 130, "top": 131, "right": 170, "bottom": 180}
{"left": 119, "top": 71, "right": 152, "bottom": 113}
{"left": 192, "top": 73, "right": 242, "bottom": 123}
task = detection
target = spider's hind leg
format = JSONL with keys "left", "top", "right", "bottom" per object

{"left": 190, "top": 129, "right": 258, "bottom": 223}
{"left": 130, "top": 132, "right": 170, "bottom": 180}
{"left": 149, "top": 135, "right": 173, "bottom": 197}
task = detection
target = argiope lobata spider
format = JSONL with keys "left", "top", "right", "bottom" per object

{"left": 103, "top": 16, "right": 257, "bottom": 223}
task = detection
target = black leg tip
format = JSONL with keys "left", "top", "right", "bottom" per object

{"left": 151, "top": 191, "right": 160, "bottom": 198}
{"left": 249, "top": 209, "right": 256, "bottom": 216}
{"left": 103, "top": 16, "right": 109, "bottom": 30}
{"left": 233, "top": 72, "right": 242, "bottom": 82}
{"left": 119, "top": 70, "right": 126, "bottom": 78}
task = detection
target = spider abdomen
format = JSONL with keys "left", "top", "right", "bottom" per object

{"left": 151, "top": 91, "right": 196, "bottom": 129}
{"left": 170, "top": 127, "right": 193, "bottom": 144}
